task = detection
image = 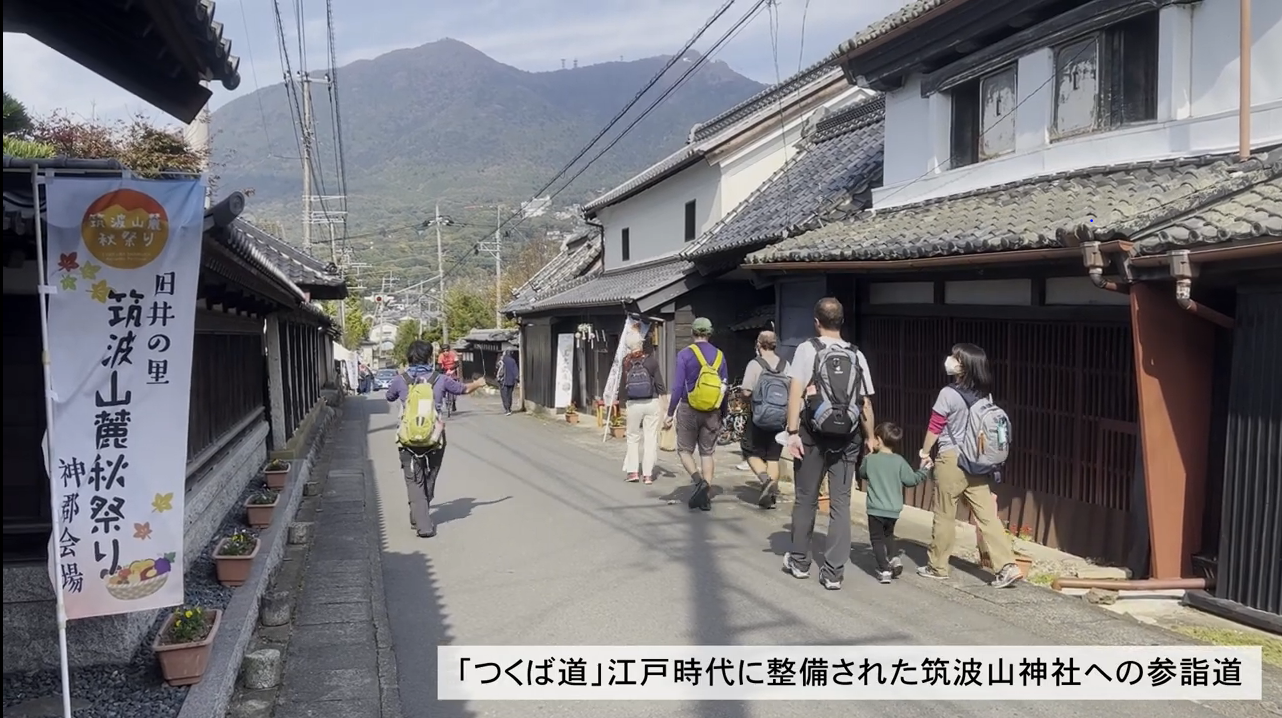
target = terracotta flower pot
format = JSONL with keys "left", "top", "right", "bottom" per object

{"left": 611, "top": 426, "right": 626, "bottom": 439}
{"left": 153, "top": 609, "right": 221, "bottom": 687}
{"left": 214, "top": 537, "right": 260, "bottom": 587}
{"left": 264, "top": 464, "right": 290, "bottom": 490}
{"left": 244, "top": 497, "right": 278, "bottom": 529}
{"left": 566, "top": 413, "right": 579, "bottom": 424}
{"left": 1014, "top": 554, "right": 1035, "bottom": 578}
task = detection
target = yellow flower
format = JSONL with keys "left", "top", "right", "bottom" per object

{"left": 175, "top": 620, "right": 182, "bottom": 627}
{"left": 184, "top": 610, "right": 193, "bottom": 618}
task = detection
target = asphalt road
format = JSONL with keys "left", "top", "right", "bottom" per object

{"left": 357, "top": 394, "right": 1275, "bottom": 718}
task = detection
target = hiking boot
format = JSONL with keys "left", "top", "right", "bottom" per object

{"left": 916, "top": 566, "right": 948, "bottom": 580}
{"left": 688, "top": 480, "right": 710, "bottom": 510}
{"left": 757, "top": 477, "right": 778, "bottom": 508}
{"left": 877, "top": 571, "right": 893, "bottom": 585}
{"left": 889, "top": 555, "right": 904, "bottom": 578}
{"left": 782, "top": 555, "right": 810, "bottom": 580}
{"left": 991, "top": 563, "right": 1024, "bottom": 589}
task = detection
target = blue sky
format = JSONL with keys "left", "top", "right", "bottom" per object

{"left": 3, "top": 0, "right": 908, "bottom": 127}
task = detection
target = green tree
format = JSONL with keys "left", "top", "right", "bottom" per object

{"left": 321, "top": 294, "right": 372, "bottom": 350}
{"left": 3, "top": 91, "right": 33, "bottom": 136}
{"left": 442, "top": 283, "right": 493, "bottom": 343}
{"left": 391, "top": 319, "right": 430, "bottom": 365}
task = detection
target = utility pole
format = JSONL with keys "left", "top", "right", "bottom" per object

{"left": 300, "top": 72, "right": 313, "bottom": 253}
{"left": 477, "top": 205, "right": 503, "bottom": 327}
{"left": 435, "top": 203, "right": 447, "bottom": 345}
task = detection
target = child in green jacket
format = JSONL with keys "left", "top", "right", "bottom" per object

{"left": 859, "top": 422, "right": 932, "bottom": 584}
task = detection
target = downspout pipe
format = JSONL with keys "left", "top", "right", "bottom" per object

{"left": 1051, "top": 577, "right": 1212, "bottom": 592}
{"left": 1169, "top": 250, "right": 1236, "bottom": 329}
{"left": 1080, "top": 241, "right": 1130, "bottom": 293}
{"left": 1239, "top": 0, "right": 1252, "bottom": 161}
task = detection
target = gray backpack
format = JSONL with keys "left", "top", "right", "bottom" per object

{"left": 749, "top": 357, "right": 789, "bottom": 431}
{"left": 806, "top": 338, "right": 864, "bottom": 439}
{"left": 948, "top": 386, "right": 1011, "bottom": 476}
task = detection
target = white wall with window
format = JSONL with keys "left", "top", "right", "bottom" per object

{"left": 877, "top": 0, "right": 1282, "bottom": 208}
{"left": 595, "top": 160, "right": 722, "bottom": 269}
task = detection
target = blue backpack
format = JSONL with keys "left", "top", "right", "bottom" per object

{"left": 750, "top": 357, "right": 790, "bottom": 431}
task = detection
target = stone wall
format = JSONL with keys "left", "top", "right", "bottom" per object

{"left": 1, "top": 420, "right": 269, "bottom": 672}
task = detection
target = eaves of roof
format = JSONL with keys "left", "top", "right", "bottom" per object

{"left": 521, "top": 252, "right": 697, "bottom": 314}
{"left": 230, "top": 219, "right": 348, "bottom": 298}
{"left": 833, "top": 0, "right": 959, "bottom": 60}
{"left": 748, "top": 147, "right": 1282, "bottom": 266}
{"left": 582, "top": 147, "right": 705, "bottom": 215}
{"left": 688, "top": 57, "right": 840, "bottom": 143}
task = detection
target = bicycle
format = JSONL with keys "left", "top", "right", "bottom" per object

{"left": 717, "top": 385, "right": 749, "bottom": 446}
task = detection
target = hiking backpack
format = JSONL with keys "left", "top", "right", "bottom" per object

{"left": 949, "top": 386, "right": 1011, "bottom": 476}
{"left": 397, "top": 372, "right": 442, "bottom": 449}
{"left": 750, "top": 357, "right": 790, "bottom": 431}
{"left": 624, "top": 356, "right": 653, "bottom": 400}
{"left": 806, "top": 338, "right": 864, "bottom": 439}
{"left": 686, "top": 345, "right": 726, "bottom": 412}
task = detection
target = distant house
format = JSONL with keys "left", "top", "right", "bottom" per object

{"left": 744, "top": 0, "right": 1281, "bottom": 621}
{"left": 508, "top": 59, "right": 877, "bottom": 410}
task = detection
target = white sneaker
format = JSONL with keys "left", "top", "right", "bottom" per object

{"left": 735, "top": 461, "right": 750, "bottom": 471}
{"left": 877, "top": 571, "right": 892, "bottom": 585}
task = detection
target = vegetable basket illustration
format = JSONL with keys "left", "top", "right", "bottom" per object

{"left": 105, "top": 552, "right": 176, "bottom": 601}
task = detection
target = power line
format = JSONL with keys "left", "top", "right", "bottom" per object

{"left": 238, "top": 0, "right": 277, "bottom": 156}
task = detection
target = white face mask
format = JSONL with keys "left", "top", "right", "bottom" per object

{"left": 945, "top": 356, "right": 962, "bottom": 376}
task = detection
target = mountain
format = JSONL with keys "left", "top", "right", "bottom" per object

{"left": 210, "top": 39, "right": 766, "bottom": 280}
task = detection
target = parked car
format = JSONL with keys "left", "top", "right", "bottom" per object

{"left": 373, "top": 368, "right": 398, "bottom": 391}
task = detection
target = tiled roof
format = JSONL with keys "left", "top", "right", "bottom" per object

{"left": 524, "top": 253, "right": 696, "bottom": 313}
{"left": 729, "top": 304, "right": 776, "bottom": 332}
{"left": 1130, "top": 173, "right": 1282, "bottom": 255}
{"left": 504, "top": 233, "right": 604, "bottom": 314}
{"left": 183, "top": 0, "right": 242, "bottom": 90}
{"left": 683, "top": 95, "right": 885, "bottom": 260}
{"left": 689, "top": 58, "right": 839, "bottom": 143}
{"left": 748, "top": 148, "right": 1282, "bottom": 264}
{"left": 834, "top": 0, "right": 956, "bottom": 58}
{"left": 230, "top": 219, "right": 346, "bottom": 290}
{"left": 582, "top": 146, "right": 704, "bottom": 214}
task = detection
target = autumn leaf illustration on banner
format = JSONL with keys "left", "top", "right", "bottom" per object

{"left": 152, "top": 492, "right": 174, "bottom": 513}
{"left": 60, "top": 274, "right": 78, "bottom": 291}
{"left": 89, "top": 280, "right": 111, "bottom": 303}
{"left": 80, "top": 261, "right": 101, "bottom": 280}
{"left": 133, "top": 522, "right": 153, "bottom": 540}
{"left": 58, "top": 252, "right": 79, "bottom": 273}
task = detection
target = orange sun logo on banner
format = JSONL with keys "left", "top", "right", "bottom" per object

{"left": 80, "top": 189, "right": 170, "bottom": 269}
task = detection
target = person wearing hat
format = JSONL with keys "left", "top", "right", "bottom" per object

{"left": 663, "top": 317, "right": 728, "bottom": 511}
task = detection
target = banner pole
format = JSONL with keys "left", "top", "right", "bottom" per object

{"left": 31, "top": 165, "right": 76, "bottom": 718}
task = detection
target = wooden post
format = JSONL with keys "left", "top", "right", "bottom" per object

{"left": 264, "top": 315, "right": 287, "bottom": 449}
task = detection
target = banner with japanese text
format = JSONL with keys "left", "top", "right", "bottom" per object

{"left": 44, "top": 176, "right": 205, "bottom": 619}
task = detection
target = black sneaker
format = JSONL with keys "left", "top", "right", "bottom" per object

{"left": 688, "top": 480, "right": 710, "bottom": 510}
{"left": 757, "top": 477, "right": 778, "bottom": 508}
{"left": 991, "top": 563, "right": 1024, "bottom": 589}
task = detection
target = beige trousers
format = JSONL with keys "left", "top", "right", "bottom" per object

{"left": 623, "top": 398, "right": 660, "bottom": 477}
{"left": 926, "top": 450, "right": 1015, "bottom": 575}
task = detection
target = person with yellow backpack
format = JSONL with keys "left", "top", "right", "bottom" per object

{"left": 386, "top": 341, "right": 487, "bottom": 538}
{"left": 662, "top": 317, "right": 728, "bottom": 512}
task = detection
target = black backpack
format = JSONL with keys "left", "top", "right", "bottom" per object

{"left": 806, "top": 338, "right": 864, "bottom": 439}
{"left": 624, "top": 357, "right": 653, "bottom": 399}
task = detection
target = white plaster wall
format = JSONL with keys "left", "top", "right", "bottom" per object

{"left": 876, "top": 0, "right": 1282, "bottom": 208}
{"left": 596, "top": 161, "right": 722, "bottom": 269}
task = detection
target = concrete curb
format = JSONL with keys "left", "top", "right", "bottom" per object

{"left": 365, "top": 436, "right": 405, "bottom": 718}
{"left": 177, "top": 406, "right": 337, "bottom": 718}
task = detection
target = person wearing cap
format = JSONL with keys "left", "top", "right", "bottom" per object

{"left": 663, "top": 317, "right": 728, "bottom": 511}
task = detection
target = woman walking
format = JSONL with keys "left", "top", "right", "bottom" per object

{"left": 915, "top": 343, "right": 1023, "bottom": 588}
{"left": 618, "top": 333, "right": 666, "bottom": 484}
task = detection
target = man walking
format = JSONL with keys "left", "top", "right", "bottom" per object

{"left": 663, "top": 317, "right": 728, "bottom": 512}
{"left": 386, "top": 341, "right": 487, "bottom": 538}
{"left": 498, "top": 349, "right": 519, "bottom": 415}
{"left": 739, "top": 331, "right": 790, "bottom": 509}
{"left": 781, "top": 298, "right": 875, "bottom": 590}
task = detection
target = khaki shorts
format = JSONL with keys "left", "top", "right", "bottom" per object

{"left": 675, "top": 403, "right": 721, "bottom": 457}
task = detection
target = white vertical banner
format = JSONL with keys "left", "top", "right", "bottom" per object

{"left": 44, "top": 176, "right": 205, "bottom": 620}
{"left": 600, "top": 317, "right": 649, "bottom": 441}
{"left": 553, "top": 333, "right": 574, "bottom": 409}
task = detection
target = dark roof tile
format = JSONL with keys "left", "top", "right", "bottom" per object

{"left": 683, "top": 95, "right": 885, "bottom": 259}
{"left": 523, "top": 253, "right": 695, "bottom": 313}
{"left": 749, "top": 148, "right": 1282, "bottom": 264}
{"left": 230, "top": 219, "right": 346, "bottom": 290}
{"left": 504, "top": 234, "right": 603, "bottom": 314}
{"left": 1130, "top": 174, "right": 1282, "bottom": 255}
{"left": 689, "top": 58, "right": 839, "bottom": 143}
{"left": 834, "top": 0, "right": 956, "bottom": 58}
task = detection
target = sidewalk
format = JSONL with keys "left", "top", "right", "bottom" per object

{"left": 228, "top": 404, "right": 400, "bottom": 718}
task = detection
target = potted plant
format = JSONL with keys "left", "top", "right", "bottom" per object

{"left": 153, "top": 604, "right": 221, "bottom": 687}
{"left": 214, "top": 530, "right": 259, "bottom": 587}
{"left": 244, "top": 488, "right": 280, "bottom": 528}
{"left": 610, "top": 411, "right": 627, "bottom": 439}
{"left": 263, "top": 459, "right": 290, "bottom": 490}
{"left": 564, "top": 402, "right": 579, "bottom": 425}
